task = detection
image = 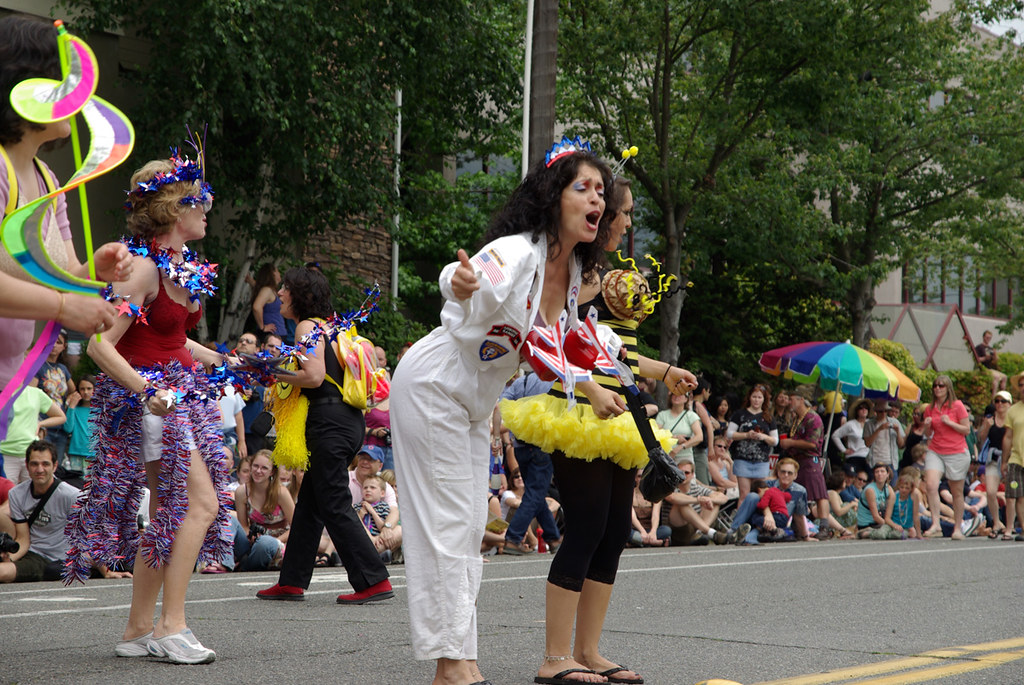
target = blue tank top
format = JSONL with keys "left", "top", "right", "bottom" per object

{"left": 262, "top": 297, "right": 286, "bottom": 336}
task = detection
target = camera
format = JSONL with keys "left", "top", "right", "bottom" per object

{"left": 380, "top": 428, "right": 392, "bottom": 447}
{"left": 248, "top": 523, "right": 266, "bottom": 542}
{"left": 0, "top": 532, "right": 19, "bottom": 555}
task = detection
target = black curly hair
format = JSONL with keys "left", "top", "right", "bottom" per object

{"left": 485, "top": 150, "right": 613, "bottom": 275}
{"left": 281, "top": 267, "right": 333, "bottom": 321}
{"left": 0, "top": 15, "right": 61, "bottom": 146}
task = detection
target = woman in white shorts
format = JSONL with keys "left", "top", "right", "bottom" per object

{"left": 921, "top": 374, "right": 971, "bottom": 539}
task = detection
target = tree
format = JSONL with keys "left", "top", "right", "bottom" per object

{"left": 556, "top": 0, "right": 896, "bottom": 368}
{"left": 60, "top": 0, "right": 525, "bottom": 340}
{"left": 778, "top": 3, "right": 1024, "bottom": 347}
{"left": 557, "top": 0, "right": 1024, "bottom": 385}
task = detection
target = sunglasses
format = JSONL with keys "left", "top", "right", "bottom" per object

{"left": 995, "top": 398, "right": 1010, "bottom": 404}
{"left": 933, "top": 383, "right": 946, "bottom": 388}
{"left": 856, "top": 477, "right": 868, "bottom": 483}
{"left": 777, "top": 469, "right": 795, "bottom": 476}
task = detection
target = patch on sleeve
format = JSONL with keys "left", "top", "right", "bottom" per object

{"left": 472, "top": 249, "right": 506, "bottom": 285}
{"left": 487, "top": 323, "right": 522, "bottom": 349}
{"left": 479, "top": 340, "right": 510, "bottom": 361}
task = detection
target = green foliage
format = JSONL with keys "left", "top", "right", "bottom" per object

{"left": 946, "top": 369, "right": 993, "bottom": 414}
{"left": 997, "top": 352, "right": 1024, "bottom": 381}
{"left": 397, "top": 168, "right": 519, "bottom": 312}
{"left": 556, "top": 0, "right": 1024, "bottom": 384}
{"left": 868, "top": 338, "right": 930, "bottom": 394}
{"left": 59, "top": 0, "right": 525, "bottom": 335}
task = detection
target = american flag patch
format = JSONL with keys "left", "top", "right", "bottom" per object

{"left": 473, "top": 249, "right": 506, "bottom": 285}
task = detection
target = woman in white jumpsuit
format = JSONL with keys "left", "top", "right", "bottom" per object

{"left": 391, "top": 143, "right": 622, "bottom": 685}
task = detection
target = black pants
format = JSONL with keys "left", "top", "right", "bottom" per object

{"left": 278, "top": 401, "right": 389, "bottom": 591}
{"left": 548, "top": 451, "right": 635, "bottom": 592}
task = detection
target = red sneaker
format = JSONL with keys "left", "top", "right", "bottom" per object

{"left": 336, "top": 579, "right": 394, "bottom": 605}
{"left": 256, "top": 583, "right": 305, "bottom": 601}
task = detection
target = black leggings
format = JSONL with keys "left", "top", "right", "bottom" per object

{"left": 548, "top": 451, "right": 636, "bottom": 592}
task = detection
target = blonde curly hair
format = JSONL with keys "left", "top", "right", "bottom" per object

{"left": 124, "top": 159, "right": 199, "bottom": 240}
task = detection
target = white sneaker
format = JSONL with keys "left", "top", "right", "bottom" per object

{"left": 147, "top": 628, "right": 216, "bottom": 664}
{"left": 115, "top": 631, "right": 153, "bottom": 657}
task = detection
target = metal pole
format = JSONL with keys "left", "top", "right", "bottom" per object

{"left": 521, "top": 0, "right": 534, "bottom": 179}
{"left": 391, "top": 89, "right": 402, "bottom": 306}
{"left": 821, "top": 373, "right": 841, "bottom": 479}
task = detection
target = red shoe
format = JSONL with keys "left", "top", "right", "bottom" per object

{"left": 336, "top": 579, "right": 394, "bottom": 605}
{"left": 256, "top": 583, "right": 305, "bottom": 601}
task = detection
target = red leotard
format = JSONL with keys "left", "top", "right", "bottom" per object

{"left": 116, "top": 279, "right": 202, "bottom": 367}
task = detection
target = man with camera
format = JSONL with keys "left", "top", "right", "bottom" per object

{"left": 0, "top": 440, "right": 81, "bottom": 582}
{"left": 0, "top": 440, "right": 129, "bottom": 583}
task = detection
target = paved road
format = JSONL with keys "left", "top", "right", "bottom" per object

{"left": 2, "top": 538, "right": 1023, "bottom": 684}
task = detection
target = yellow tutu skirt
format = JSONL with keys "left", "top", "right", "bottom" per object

{"left": 499, "top": 395, "right": 676, "bottom": 470}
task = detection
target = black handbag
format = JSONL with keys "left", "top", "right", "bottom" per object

{"left": 249, "top": 410, "right": 274, "bottom": 437}
{"left": 625, "top": 390, "right": 685, "bottom": 502}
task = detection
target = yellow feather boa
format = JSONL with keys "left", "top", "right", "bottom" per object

{"left": 499, "top": 394, "right": 676, "bottom": 470}
{"left": 269, "top": 386, "right": 310, "bottom": 471}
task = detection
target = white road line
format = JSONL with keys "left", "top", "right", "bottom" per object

{"left": 0, "top": 544, "right": 1016, "bottom": 620}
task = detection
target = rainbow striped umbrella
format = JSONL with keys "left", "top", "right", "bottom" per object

{"left": 759, "top": 341, "right": 921, "bottom": 403}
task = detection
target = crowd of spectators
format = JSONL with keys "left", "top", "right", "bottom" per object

{"left": 3, "top": 322, "right": 1023, "bottom": 589}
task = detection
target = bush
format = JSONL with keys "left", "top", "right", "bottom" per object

{"left": 999, "top": 351, "right": 1024, "bottom": 381}
{"left": 946, "top": 369, "right": 992, "bottom": 414}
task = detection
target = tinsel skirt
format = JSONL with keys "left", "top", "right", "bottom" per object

{"left": 63, "top": 361, "right": 231, "bottom": 583}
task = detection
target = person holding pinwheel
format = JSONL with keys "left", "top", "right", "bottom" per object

{"left": 63, "top": 146, "right": 230, "bottom": 665}
{"left": 0, "top": 15, "right": 132, "bottom": 406}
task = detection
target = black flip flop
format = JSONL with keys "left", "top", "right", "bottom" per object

{"left": 599, "top": 666, "right": 644, "bottom": 684}
{"left": 535, "top": 668, "right": 601, "bottom": 684}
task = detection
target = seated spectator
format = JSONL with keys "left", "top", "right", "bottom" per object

{"left": 233, "top": 450, "right": 294, "bottom": 572}
{"left": 481, "top": 488, "right": 507, "bottom": 556}
{"left": 891, "top": 472, "right": 922, "bottom": 539}
{"left": 358, "top": 475, "right": 395, "bottom": 562}
{"left": 907, "top": 443, "right": 928, "bottom": 475}
{"left": 939, "top": 479, "right": 984, "bottom": 537}
{"left": 707, "top": 436, "right": 738, "bottom": 497}
{"left": 975, "top": 329, "right": 1007, "bottom": 397}
{"left": 856, "top": 463, "right": 900, "bottom": 539}
{"left": 840, "top": 463, "right": 867, "bottom": 503}
{"left": 227, "top": 451, "right": 252, "bottom": 493}
{"left": 629, "top": 471, "right": 669, "bottom": 547}
{"left": 664, "top": 463, "right": 744, "bottom": 545}
{"left": 826, "top": 472, "right": 858, "bottom": 537}
{"left": 728, "top": 457, "right": 811, "bottom": 544}
{"left": 0, "top": 385, "right": 65, "bottom": 484}
{"left": 0, "top": 441, "right": 128, "bottom": 583}
{"left": 750, "top": 478, "right": 791, "bottom": 541}
{"left": 349, "top": 446, "right": 401, "bottom": 555}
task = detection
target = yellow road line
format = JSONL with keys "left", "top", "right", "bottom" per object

{"left": 752, "top": 638, "right": 1024, "bottom": 685}
{"left": 850, "top": 648, "right": 1024, "bottom": 685}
